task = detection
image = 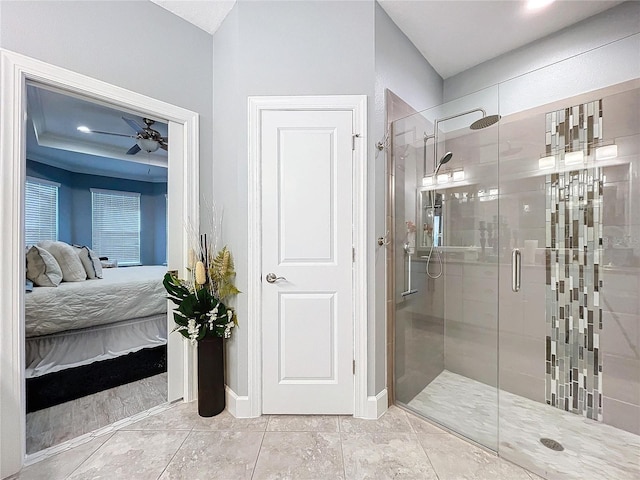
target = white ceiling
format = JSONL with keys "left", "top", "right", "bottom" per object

{"left": 378, "top": 0, "right": 624, "bottom": 79}
{"left": 151, "top": 0, "right": 624, "bottom": 79}
{"left": 150, "top": 0, "right": 235, "bottom": 34}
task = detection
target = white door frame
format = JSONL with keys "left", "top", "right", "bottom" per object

{"left": 0, "top": 49, "right": 199, "bottom": 476}
{"left": 247, "top": 95, "right": 368, "bottom": 418}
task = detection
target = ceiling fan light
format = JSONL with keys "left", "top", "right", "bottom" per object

{"left": 137, "top": 138, "right": 159, "bottom": 153}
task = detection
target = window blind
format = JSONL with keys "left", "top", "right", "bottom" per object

{"left": 91, "top": 188, "right": 141, "bottom": 265}
{"left": 25, "top": 177, "right": 59, "bottom": 245}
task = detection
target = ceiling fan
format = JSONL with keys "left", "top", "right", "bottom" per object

{"left": 78, "top": 117, "right": 168, "bottom": 155}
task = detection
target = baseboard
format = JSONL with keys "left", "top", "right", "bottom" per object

{"left": 366, "top": 388, "right": 389, "bottom": 419}
{"left": 225, "top": 386, "right": 252, "bottom": 418}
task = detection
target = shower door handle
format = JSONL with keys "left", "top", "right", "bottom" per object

{"left": 511, "top": 248, "right": 521, "bottom": 292}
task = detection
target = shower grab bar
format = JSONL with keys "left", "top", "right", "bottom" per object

{"left": 512, "top": 248, "right": 521, "bottom": 292}
{"left": 401, "top": 252, "right": 418, "bottom": 297}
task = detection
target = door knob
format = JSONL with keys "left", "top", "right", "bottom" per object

{"left": 265, "top": 273, "right": 286, "bottom": 283}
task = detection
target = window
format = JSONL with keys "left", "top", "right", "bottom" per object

{"left": 91, "top": 188, "right": 141, "bottom": 265}
{"left": 25, "top": 177, "right": 59, "bottom": 245}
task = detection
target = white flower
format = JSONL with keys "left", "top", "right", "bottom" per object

{"left": 187, "top": 318, "right": 200, "bottom": 344}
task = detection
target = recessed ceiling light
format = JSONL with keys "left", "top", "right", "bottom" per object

{"left": 77, "top": 126, "right": 91, "bottom": 133}
{"left": 526, "top": 0, "right": 555, "bottom": 10}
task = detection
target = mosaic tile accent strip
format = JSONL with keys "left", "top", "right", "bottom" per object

{"left": 545, "top": 169, "right": 604, "bottom": 421}
{"left": 545, "top": 100, "right": 602, "bottom": 158}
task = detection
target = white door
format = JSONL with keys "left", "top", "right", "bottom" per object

{"left": 261, "top": 109, "right": 354, "bottom": 414}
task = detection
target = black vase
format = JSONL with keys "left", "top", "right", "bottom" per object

{"left": 197, "top": 336, "right": 225, "bottom": 417}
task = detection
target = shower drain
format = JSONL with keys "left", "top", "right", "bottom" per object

{"left": 540, "top": 438, "right": 564, "bottom": 451}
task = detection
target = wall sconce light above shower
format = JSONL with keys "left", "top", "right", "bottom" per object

{"left": 538, "top": 155, "right": 556, "bottom": 170}
{"left": 564, "top": 151, "right": 585, "bottom": 165}
{"left": 422, "top": 168, "right": 465, "bottom": 188}
{"left": 595, "top": 144, "right": 618, "bottom": 161}
{"left": 437, "top": 173, "right": 450, "bottom": 185}
{"left": 422, "top": 175, "right": 434, "bottom": 187}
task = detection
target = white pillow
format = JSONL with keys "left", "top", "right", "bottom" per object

{"left": 73, "top": 245, "right": 103, "bottom": 279}
{"left": 37, "top": 241, "right": 86, "bottom": 282}
{"left": 26, "top": 246, "right": 62, "bottom": 287}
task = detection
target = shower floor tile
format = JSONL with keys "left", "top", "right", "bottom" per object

{"left": 406, "top": 370, "right": 640, "bottom": 480}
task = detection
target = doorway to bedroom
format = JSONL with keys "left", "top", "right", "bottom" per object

{"left": 1, "top": 50, "right": 199, "bottom": 474}
{"left": 24, "top": 83, "right": 170, "bottom": 454}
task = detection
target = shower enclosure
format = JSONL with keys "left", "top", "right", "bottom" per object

{"left": 390, "top": 81, "right": 639, "bottom": 479}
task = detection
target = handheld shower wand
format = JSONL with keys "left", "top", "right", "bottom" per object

{"left": 425, "top": 152, "right": 452, "bottom": 279}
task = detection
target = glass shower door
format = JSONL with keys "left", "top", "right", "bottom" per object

{"left": 392, "top": 86, "right": 501, "bottom": 451}
{"left": 497, "top": 81, "right": 640, "bottom": 479}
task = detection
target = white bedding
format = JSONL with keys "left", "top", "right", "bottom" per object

{"left": 25, "top": 314, "right": 167, "bottom": 378}
{"left": 25, "top": 265, "right": 167, "bottom": 338}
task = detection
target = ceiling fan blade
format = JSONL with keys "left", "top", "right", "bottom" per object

{"left": 122, "top": 117, "right": 146, "bottom": 135}
{"left": 87, "top": 129, "right": 136, "bottom": 138}
{"left": 159, "top": 143, "right": 168, "bottom": 151}
{"left": 126, "top": 143, "right": 142, "bottom": 155}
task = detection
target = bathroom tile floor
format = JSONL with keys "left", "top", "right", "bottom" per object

{"left": 12, "top": 402, "right": 541, "bottom": 480}
{"left": 407, "top": 370, "right": 640, "bottom": 480}
{"left": 26, "top": 373, "right": 167, "bottom": 454}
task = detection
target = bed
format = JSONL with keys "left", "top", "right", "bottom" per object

{"left": 25, "top": 265, "right": 168, "bottom": 411}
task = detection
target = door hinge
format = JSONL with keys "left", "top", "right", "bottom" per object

{"left": 353, "top": 360, "right": 356, "bottom": 375}
{"left": 352, "top": 133, "right": 361, "bottom": 151}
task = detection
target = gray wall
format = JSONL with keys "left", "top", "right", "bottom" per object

{"left": 374, "top": 3, "right": 443, "bottom": 398}
{"left": 214, "top": 0, "right": 377, "bottom": 396}
{"left": 214, "top": 0, "right": 444, "bottom": 399}
{"left": 0, "top": 0, "right": 214, "bottom": 223}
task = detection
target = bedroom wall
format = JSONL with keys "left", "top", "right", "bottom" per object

{"left": 26, "top": 160, "right": 167, "bottom": 266}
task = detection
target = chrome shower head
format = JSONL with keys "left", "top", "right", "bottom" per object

{"left": 470, "top": 114, "right": 501, "bottom": 130}
{"left": 434, "top": 151, "right": 453, "bottom": 175}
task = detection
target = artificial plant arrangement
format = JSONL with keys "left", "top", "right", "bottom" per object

{"left": 163, "top": 205, "right": 239, "bottom": 344}
{"left": 163, "top": 245, "right": 239, "bottom": 344}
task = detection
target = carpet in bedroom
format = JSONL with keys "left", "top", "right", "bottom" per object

{"left": 26, "top": 345, "right": 167, "bottom": 413}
